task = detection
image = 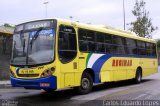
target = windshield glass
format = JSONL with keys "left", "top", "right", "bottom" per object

{"left": 11, "top": 29, "right": 55, "bottom": 65}
{"left": 11, "top": 33, "right": 28, "bottom": 65}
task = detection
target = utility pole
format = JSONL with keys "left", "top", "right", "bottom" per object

{"left": 123, "top": 0, "right": 126, "bottom": 30}
{"left": 43, "top": 1, "right": 49, "bottom": 18}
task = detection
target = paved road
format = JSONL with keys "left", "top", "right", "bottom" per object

{"left": 0, "top": 67, "right": 160, "bottom": 106}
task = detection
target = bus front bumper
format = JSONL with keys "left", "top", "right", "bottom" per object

{"left": 10, "top": 76, "right": 57, "bottom": 89}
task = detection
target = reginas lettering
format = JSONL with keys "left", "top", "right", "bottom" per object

{"left": 112, "top": 59, "right": 132, "bottom": 67}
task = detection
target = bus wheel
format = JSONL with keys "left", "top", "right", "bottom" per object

{"left": 76, "top": 72, "right": 93, "bottom": 94}
{"left": 43, "top": 89, "right": 55, "bottom": 93}
{"left": 135, "top": 68, "right": 142, "bottom": 84}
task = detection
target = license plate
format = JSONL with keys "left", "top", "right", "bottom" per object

{"left": 19, "top": 69, "right": 34, "bottom": 74}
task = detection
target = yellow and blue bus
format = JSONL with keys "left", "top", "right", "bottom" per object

{"left": 10, "top": 18, "right": 158, "bottom": 94}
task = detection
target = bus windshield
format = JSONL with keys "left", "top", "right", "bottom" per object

{"left": 11, "top": 29, "right": 55, "bottom": 65}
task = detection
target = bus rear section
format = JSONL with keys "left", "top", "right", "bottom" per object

{"left": 77, "top": 28, "right": 158, "bottom": 86}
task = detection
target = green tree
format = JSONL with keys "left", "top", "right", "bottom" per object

{"left": 128, "top": 0, "right": 158, "bottom": 38}
{"left": 2, "top": 23, "right": 15, "bottom": 28}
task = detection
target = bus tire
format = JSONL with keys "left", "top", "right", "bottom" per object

{"left": 134, "top": 68, "right": 142, "bottom": 84}
{"left": 43, "top": 88, "right": 55, "bottom": 93}
{"left": 76, "top": 72, "right": 93, "bottom": 94}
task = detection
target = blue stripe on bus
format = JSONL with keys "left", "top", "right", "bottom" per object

{"left": 92, "top": 54, "right": 157, "bottom": 83}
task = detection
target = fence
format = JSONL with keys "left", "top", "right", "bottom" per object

{"left": 0, "top": 35, "right": 13, "bottom": 80}
{"left": 0, "top": 26, "right": 14, "bottom": 80}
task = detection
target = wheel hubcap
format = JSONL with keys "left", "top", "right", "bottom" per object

{"left": 137, "top": 73, "right": 141, "bottom": 82}
{"left": 82, "top": 78, "right": 90, "bottom": 89}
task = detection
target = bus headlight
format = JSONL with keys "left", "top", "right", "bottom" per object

{"left": 41, "top": 67, "right": 55, "bottom": 78}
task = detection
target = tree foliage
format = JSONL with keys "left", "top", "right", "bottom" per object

{"left": 128, "top": 0, "right": 158, "bottom": 38}
{"left": 3, "top": 23, "right": 15, "bottom": 28}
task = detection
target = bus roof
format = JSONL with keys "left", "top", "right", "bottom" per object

{"left": 55, "top": 18, "right": 156, "bottom": 43}
{"left": 16, "top": 18, "right": 156, "bottom": 43}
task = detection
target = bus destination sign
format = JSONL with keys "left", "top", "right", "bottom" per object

{"left": 15, "top": 20, "right": 53, "bottom": 32}
{"left": 25, "top": 21, "right": 52, "bottom": 30}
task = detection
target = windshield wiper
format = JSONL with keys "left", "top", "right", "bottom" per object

{"left": 30, "top": 27, "right": 43, "bottom": 49}
{"left": 19, "top": 32, "right": 26, "bottom": 56}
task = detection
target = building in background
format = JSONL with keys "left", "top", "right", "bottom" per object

{"left": 0, "top": 26, "right": 14, "bottom": 80}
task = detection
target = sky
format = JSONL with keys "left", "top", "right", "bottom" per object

{"left": 0, "top": 0, "right": 159, "bottom": 39}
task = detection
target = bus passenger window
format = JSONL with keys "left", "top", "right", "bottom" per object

{"left": 79, "top": 40, "right": 88, "bottom": 51}
{"left": 79, "top": 29, "right": 88, "bottom": 52}
{"left": 152, "top": 44, "right": 157, "bottom": 56}
{"left": 125, "top": 38, "right": 137, "bottom": 55}
{"left": 78, "top": 29, "right": 95, "bottom": 52}
{"left": 86, "top": 31, "right": 95, "bottom": 52}
{"left": 137, "top": 41, "right": 146, "bottom": 55}
{"left": 96, "top": 33, "right": 104, "bottom": 43}
{"left": 96, "top": 43, "right": 105, "bottom": 53}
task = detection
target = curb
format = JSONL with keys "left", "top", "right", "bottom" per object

{"left": 0, "top": 81, "right": 11, "bottom": 88}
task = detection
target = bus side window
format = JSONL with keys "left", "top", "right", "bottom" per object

{"left": 104, "top": 34, "right": 112, "bottom": 54}
{"left": 125, "top": 38, "right": 137, "bottom": 55}
{"left": 58, "top": 25, "right": 77, "bottom": 63}
{"left": 78, "top": 29, "right": 88, "bottom": 52}
{"left": 87, "top": 31, "right": 95, "bottom": 52}
{"left": 152, "top": 44, "right": 157, "bottom": 56}
{"left": 78, "top": 29, "right": 95, "bottom": 52}
{"left": 137, "top": 41, "right": 146, "bottom": 55}
{"left": 111, "top": 36, "right": 125, "bottom": 54}
{"left": 96, "top": 32, "right": 105, "bottom": 53}
{"left": 146, "top": 43, "right": 152, "bottom": 56}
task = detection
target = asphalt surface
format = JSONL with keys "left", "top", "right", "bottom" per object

{"left": 0, "top": 67, "right": 160, "bottom": 106}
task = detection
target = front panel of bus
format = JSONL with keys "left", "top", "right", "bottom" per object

{"left": 10, "top": 20, "right": 58, "bottom": 89}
